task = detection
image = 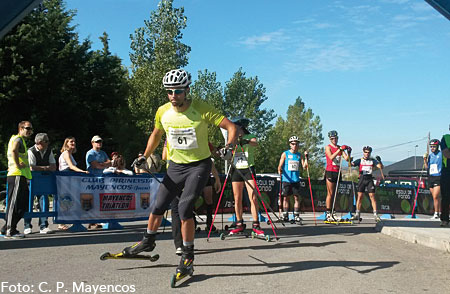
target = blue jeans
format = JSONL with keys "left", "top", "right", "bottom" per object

{"left": 24, "top": 195, "right": 50, "bottom": 230}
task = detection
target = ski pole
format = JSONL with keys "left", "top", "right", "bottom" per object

{"left": 279, "top": 174, "right": 283, "bottom": 218}
{"left": 331, "top": 155, "right": 343, "bottom": 217}
{"left": 207, "top": 145, "right": 238, "bottom": 241}
{"left": 305, "top": 154, "right": 317, "bottom": 226}
{"left": 238, "top": 146, "right": 280, "bottom": 240}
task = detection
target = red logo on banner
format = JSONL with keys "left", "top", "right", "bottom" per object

{"left": 100, "top": 193, "right": 136, "bottom": 211}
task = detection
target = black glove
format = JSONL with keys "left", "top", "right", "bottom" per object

{"left": 132, "top": 155, "right": 147, "bottom": 169}
{"left": 375, "top": 156, "right": 382, "bottom": 163}
{"left": 219, "top": 147, "right": 232, "bottom": 161}
{"left": 238, "top": 137, "right": 250, "bottom": 146}
{"left": 347, "top": 146, "right": 352, "bottom": 154}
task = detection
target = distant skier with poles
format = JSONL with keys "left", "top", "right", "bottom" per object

{"left": 423, "top": 139, "right": 442, "bottom": 220}
{"left": 439, "top": 126, "right": 450, "bottom": 227}
{"left": 119, "top": 69, "right": 237, "bottom": 286}
{"left": 350, "top": 146, "right": 384, "bottom": 222}
{"left": 228, "top": 118, "right": 266, "bottom": 237}
{"left": 277, "top": 135, "right": 307, "bottom": 223}
{"left": 325, "top": 130, "right": 350, "bottom": 221}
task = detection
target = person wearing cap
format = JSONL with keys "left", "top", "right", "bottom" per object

{"left": 277, "top": 135, "right": 307, "bottom": 223}
{"left": 439, "top": 126, "right": 450, "bottom": 227}
{"left": 1, "top": 121, "right": 33, "bottom": 239}
{"left": 23, "top": 133, "right": 56, "bottom": 234}
{"left": 423, "top": 139, "right": 442, "bottom": 220}
{"left": 85, "top": 135, "right": 111, "bottom": 175}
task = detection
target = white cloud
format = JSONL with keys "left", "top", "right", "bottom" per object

{"left": 239, "top": 30, "right": 290, "bottom": 49}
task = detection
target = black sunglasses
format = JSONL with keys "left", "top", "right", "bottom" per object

{"left": 95, "top": 140, "right": 103, "bottom": 143}
{"left": 166, "top": 89, "right": 185, "bottom": 95}
{"left": 23, "top": 127, "right": 33, "bottom": 131}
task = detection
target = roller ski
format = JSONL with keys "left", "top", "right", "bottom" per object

{"left": 171, "top": 246, "right": 194, "bottom": 288}
{"left": 224, "top": 221, "right": 237, "bottom": 231}
{"left": 324, "top": 212, "right": 353, "bottom": 225}
{"left": 100, "top": 251, "right": 159, "bottom": 261}
{"left": 374, "top": 214, "right": 381, "bottom": 223}
{"left": 220, "top": 222, "right": 248, "bottom": 240}
{"left": 350, "top": 214, "right": 363, "bottom": 223}
{"left": 250, "top": 222, "right": 271, "bottom": 242}
{"left": 121, "top": 231, "right": 157, "bottom": 256}
{"left": 290, "top": 214, "right": 303, "bottom": 225}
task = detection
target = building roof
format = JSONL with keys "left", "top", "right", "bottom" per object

{"left": 373, "top": 156, "right": 426, "bottom": 178}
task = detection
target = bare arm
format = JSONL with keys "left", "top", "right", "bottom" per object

{"left": 219, "top": 118, "right": 238, "bottom": 146}
{"left": 90, "top": 159, "right": 111, "bottom": 169}
{"left": 64, "top": 151, "right": 87, "bottom": 173}
{"left": 143, "top": 128, "right": 165, "bottom": 158}
{"left": 277, "top": 152, "right": 286, "bottom": 175}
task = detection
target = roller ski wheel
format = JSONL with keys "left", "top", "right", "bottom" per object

{"left": 251, "top": 231, "right": 271, "bottom": 242}
{"left": 100, "top": 252, "right": 159, "bottom": 262}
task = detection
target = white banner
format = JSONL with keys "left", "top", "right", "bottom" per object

{"left": 55, "top": 174, "right": 162, "bottom": 222}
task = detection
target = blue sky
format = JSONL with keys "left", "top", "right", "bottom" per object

{"left": 66, "top": 0, "right": 450, "bottom": 162}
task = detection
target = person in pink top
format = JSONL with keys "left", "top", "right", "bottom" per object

{"left": 324, "top": 130, "right": 350, "bottom": 221}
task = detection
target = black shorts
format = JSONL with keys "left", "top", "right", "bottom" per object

{"left": 205, "top": 176, "right": 214, "bottom": 187}
{"left": 428, "top": 176, "right": 440, "bottom": 188}
{"left": 231, "top": 166, "right": 256, "bottom": 182}
{"left": 151, "top": 157, "right": 211, "bottom": 220}
{"left": 358, "top": 176, "right": 375, "bottom": 193}
{"left": 282, "top": 182, "right": 301, "bottom": 197}
{"left": 325, "top": 171, "right": 340, "bottom": 183}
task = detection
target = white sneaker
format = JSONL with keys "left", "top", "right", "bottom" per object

{"left": 24, "top": 228, "right": 32, "bottom": 235}
{"left": 40, "top": 227, "right": 54, "bottom": 234}
{"left": 175, "top": 247, "right": 183, "bottom": 256}
{"left": 431, "top": 214, "right": 440, "bottom": 220}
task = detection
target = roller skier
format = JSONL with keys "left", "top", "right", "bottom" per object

{"left": 277, "top": 135, "right": 308, "bottom": 224}
{"left": 118, "top": 69, "right": 237, "bottom": 287}
{"left": 423, "top": 139, "right": 442, "bottom": 220}
{"left": 350, "top": 146, "right": 384, "bottom": 222}
{"left": 325, "top": 130, "right": 350, "bottom": 221}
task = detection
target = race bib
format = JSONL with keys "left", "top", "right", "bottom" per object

{"left": 430, "top": 163, "right": 439, "bottom": 175}
{"left": 332, "top": 156, "right": 341, "bottom": 166}
{"left": 234, "top": 151, "right": 249, "bottom": 169}
{"left": 361, "top": 165, "right": 373, "bottom": 175}
{"left": 288, "top": 160, "right": 299, "bottom": 171}
{"left": 168, "top": 127, "right": 198, "bottom": 150}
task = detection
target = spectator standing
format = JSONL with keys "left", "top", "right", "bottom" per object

{"left": 440, "top": 126, "right": 450, "bottom": 227}
{"left": 1, "top": 121, "right": 33, "bottom": 239}
{"left": 24, "top": 133, "right": 56, "bottom": 234}
{"left": 103, "top": 154, "right": 133, "bottom": 175}
{"left": 86, "top": 135, "right": 111, "bottom": 175}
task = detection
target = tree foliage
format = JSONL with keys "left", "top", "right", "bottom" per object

{"left": 223, "top": 68, "right": 276, "bottom": 139}
{"left": 0, "top": 0, "right": 129, "bottom": 169}
{"left": 128, "top": 0, "right": 190, "bottom": 140}
{"left": 256, "top": 97, "right": 324, "bottom": 178}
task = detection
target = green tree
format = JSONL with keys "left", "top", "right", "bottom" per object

{"left": 223, "top": 68, "right": 276, "bottom": 138}
{"left": 0, "top": 0, "right": 129, "bottom": 169}
{"left": 256, "top": 97, "right": 324, "bottom": 178}
{"left": 128, "top": 0, "right": 190, "bottom": 142}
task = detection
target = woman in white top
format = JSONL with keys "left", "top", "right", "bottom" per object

{"left": 103, "top": 154, "right": 133, "bottom": 175}
{"left": 59, "top": 137, "right": 88, "bottom": 173}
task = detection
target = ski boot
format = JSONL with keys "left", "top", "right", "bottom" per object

{"left": 251, "top": 222, "right": 270, "bottom": 242}
{"left": 293, "top": 214, "right": 303, "bottom": 225}
{"left": 351, "top": 214, "right": 362, "bottom": 223}
{"left": 122, "top": 232, "right": 156, "bottom": 257}
{"left": 171, "top": 245, "right": 194, "bottom": 288}
{"left": 374, "top": 214, "right": 381, "bottom": 223}
{"left": 282, "top": 213, "right": 289, "bottom": 223}
{"left": 221, "top": 221, "right": 246, "bottom": 240}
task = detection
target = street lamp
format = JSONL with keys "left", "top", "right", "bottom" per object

{"left": 414, "top": 145, "right": 418, "bottom": 169}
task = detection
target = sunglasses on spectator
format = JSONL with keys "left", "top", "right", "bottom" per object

{"left": 40, "top": 140, "right": 49, "bottom": 143}
{"left": 95, "top": 140, "right": 102, "bottom": 143}
{"left": 23, "top": 127, "right": 33, "bottom": 131}
{"left": 166, "top": 89, "right": 185, "bottom": 95}
{"left": 290, "top": 142, "right": 298, "bottom": 145}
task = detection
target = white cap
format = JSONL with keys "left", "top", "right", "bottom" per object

{"left": 91, "top": 135, "right": 103, "bottom": 142}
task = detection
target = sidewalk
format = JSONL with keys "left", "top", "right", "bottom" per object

{"left": 375, "top": 215, "right": 450, "bottom": 253}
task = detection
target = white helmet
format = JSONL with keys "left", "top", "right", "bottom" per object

{"left": 289, "top": 135, "right": 299, "bottom": 143}
{"left": 163, "top": 69, "right": 191, "bottom": 88}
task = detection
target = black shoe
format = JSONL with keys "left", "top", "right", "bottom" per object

{"left": 122, "top": 232, "right": 156, "bottom": 257}
{"left": 176, "top": 245, "right": 194, "bottom": 276}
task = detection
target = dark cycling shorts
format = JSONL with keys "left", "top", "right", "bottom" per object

{"left": 231, "top": 166, "right": 256, "bottom": 182}
{"left": 282, "top": 182, "right": 301, "bottom": 197}
{"left": 428, "top": 176, "right": 440, "bottom": 188}
{"left": 151, "top": 157, "right": 211, "bottom": 220}
{"left": 205, "top": 176, "right": 214, "bottom": 187}
{"left": 325, "top": 171, "right": 340, "bottom": 183}
{"left": 358, "top": 176, "right": 376, "bottom": 193}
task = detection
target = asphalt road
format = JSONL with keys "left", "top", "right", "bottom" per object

{"left": 1, "top": 214, "right": 450, "bottom": 294}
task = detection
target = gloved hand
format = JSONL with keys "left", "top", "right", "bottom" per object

{"left": 346, "top": 146, "right": 352, "bottom": 153}
{"left": 133, "top": 155, "right": 147, "bottom": 169}
{"left": 375, "top": 156, "right": 382, "bottom": 163}
{"left": 219, "top": 147, "right": 232, "bottom": 161}
{"left": 304, "top": 151, "right": 309, "bottom": 158}
{"left": 238, "top": 137, "right": 250, "bottom": 146}
{"left": 340, "top": 145, "right": 348, "bottom": 151}
{"left": 423, "top": 153, "right": 429, "bottom": 159}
